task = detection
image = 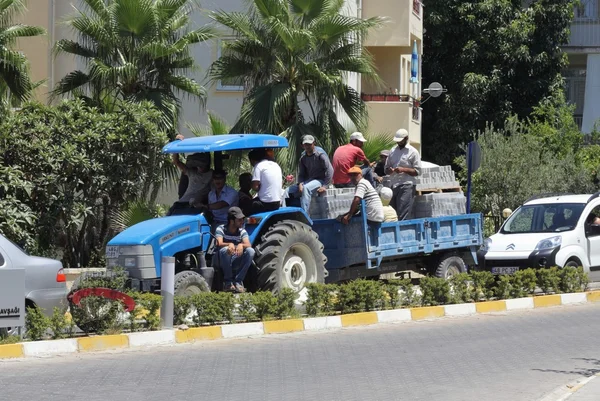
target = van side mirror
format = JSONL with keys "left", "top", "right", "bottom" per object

{"left": 587, "top": 224, "right": 600, "bottom": 237}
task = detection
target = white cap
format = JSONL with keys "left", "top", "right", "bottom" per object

{"left": 393, "top": 129, "right": 409, "bottom": 142}
{"left": 302, "top": 135, "right": 315, "bottom": 144}
{"left": 380, "top": 187, "right": 393, "bottom": 206}
{"left": 350, "top": 132, "right": 367, "bottom": 142}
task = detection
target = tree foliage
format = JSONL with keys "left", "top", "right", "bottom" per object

{"left": 0, "top": 0, "right": 45, "bottom": 113}
{"left": 209, "top": 0, "right": 383, "bottom": 170}
{"left": 0, "top": 100, "right": 168, "bottom": 267}
{"left": 52, "top": 0, "right": 217, "bottom": 132}
{"left": 422, "top": 0, "right": 576, "bottom": 164}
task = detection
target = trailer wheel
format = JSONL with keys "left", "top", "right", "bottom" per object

{"left": 174, "top": 271, "right": 210, "bottom": 297}
{"left": 255, "top": 220, "right": 327, "bottom": 293}
{"left": 435, "top": 255, "right": 466, "bottom": 279}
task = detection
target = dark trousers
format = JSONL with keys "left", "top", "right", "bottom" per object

{"left": 391, "top": 184, "right": 416, "bottom": 220}
{"left": 334, "top": 166, "right": 376, "bottom": 188}
{"left": 251, "top": 199, "right": 280, "bottom": 214}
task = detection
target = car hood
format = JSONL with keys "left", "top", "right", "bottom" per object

{"left": 108, "top": 214, "right": 207, "bottom": 245}
{"left": 487, "top": 232, "right": 559, "bottom": 253}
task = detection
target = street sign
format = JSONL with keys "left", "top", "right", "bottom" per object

{"left": 0, "top": 268, "right": 25, "bottom": 329}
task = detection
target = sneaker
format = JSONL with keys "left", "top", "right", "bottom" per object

{"left": 234, "top": 283, "right": 246, "bottom": 293}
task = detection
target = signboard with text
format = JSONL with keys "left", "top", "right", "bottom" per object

{"left": 0, "top": 268, "right": 25, "bottom": 328}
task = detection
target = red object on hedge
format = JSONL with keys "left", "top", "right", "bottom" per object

{"left": 68, "top": 287, "right": 136, "bottom": 312}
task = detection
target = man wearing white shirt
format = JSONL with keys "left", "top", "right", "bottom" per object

{"left": 249, "top": 149, "right": 283, "bottom": 214}
{"left": 385, "top": 129, "right": 421, "bottom": 220}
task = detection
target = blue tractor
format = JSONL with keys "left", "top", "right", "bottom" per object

{"left": 105, "top": 134, "right": 483, "bottom": 296}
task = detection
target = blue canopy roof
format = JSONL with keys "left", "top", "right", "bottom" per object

{"left": 162, "top": 134, "right": 288, "bottom": 154}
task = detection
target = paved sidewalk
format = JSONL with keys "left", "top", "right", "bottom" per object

{"left": 568, "top": 375, "right": 600, "bottom": 401}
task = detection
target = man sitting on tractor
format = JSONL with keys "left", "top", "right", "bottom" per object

{"left": 215, "top": 207, "right": 255, "bottom": 293}
{"left": 249, "top": 149, "right": 283, "bottom": 214}
{"left": 207, "top": 170, "right": 239, "bottom": 228}
{"left": 168, "top": 151, "right": 213, "bottom": 216}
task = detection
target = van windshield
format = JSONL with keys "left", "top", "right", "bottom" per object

{"left": 501, "top": 203, "right": 585, "bottom": 234}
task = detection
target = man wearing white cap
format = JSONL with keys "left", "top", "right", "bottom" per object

{"left": 385, "top": 128, "right": 421, "bottom": 220}
{"left": 287, "top": 135, "right": 333, "bottom": 212}
{"left": 332, "top": 132, "right": 375, "bottom": 188}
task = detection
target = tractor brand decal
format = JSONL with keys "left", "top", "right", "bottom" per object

{"left": 0, "top": 307, "right": 20, "bottom": 319}
{"left": 160, "top": 226, "right": 191, "bottom": 244}
{"left": 263, "top": 140, "right": 279, "bottom": 147}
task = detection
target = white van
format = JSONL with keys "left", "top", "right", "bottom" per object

{"left": 478, "top": 193, "right": 600, "bottom": 282}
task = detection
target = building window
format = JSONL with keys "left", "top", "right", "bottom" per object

{"left": 216, "top": 39, "right": 244, "bottom": 92}
{"left": 575, "top": 0, "right": 598, "bottom": 20}
{"left": 564, "top": 69, "right": 586, "bottom": 116}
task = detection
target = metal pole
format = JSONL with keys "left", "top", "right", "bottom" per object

{"left": 466, "top": 142, "right": 473, "bottom": 214}
{"left": 160, "top": 256, "right": 175, "bottom": 329}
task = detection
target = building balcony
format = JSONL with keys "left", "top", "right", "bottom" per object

{"left": 362, "top": 93, "right": 421, "bottom": 150}
{"left": 568, "top": 19, "right": 600, "bottom": 50}
{"left": 362, "top": 0, "right": 423, "bottom": 47}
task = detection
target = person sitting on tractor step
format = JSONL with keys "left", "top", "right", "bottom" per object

{"left": 238, "top": 172, "right": 254, "bottom": 217}
{"left": 372, "top": 150, "right": 390, "bottom": 183}
{"left": 332, "top": 132, "right": 375, "bottom": 188}
{"left": 215, "top": 207, "right": 255, "bottom": 293}
{"left": 286, "top": 135, "right": 333, "bottom": 212}
{"left": 379, "top": 187, "right": 398, "bottom": 222}
{"left": 339, "top": 166, "right": 384, "bottom": 225}
{"left": 249, "top": 149, "right": 283, "bottom": 214}
{"left": 208, "top": 170, "right": 239, "bottom": 227}
{"left": 385, "top": 129, "right": 421, "bottom": 221}
{"left": 169, "top": 151, "right": 213, "bottom": 216}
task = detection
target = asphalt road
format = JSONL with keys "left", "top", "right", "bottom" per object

{"left": 1, "top": 303, "right": 600, "bottom": 401}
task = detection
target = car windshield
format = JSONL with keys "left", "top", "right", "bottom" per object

{"left": 501, "top": 203, "right": 585, "bottom": 234}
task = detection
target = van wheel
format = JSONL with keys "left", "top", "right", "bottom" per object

{"left": 435, "top": 255, "right": 466, "bottom": 279}
{"left": 564, "top": 259, "right": 581, "bottom": 268}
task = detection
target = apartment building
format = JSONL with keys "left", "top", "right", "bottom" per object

{"left": 564, "top": 0, "right": 600, "bottom": 133}
{"left": 16, "top": 0, "right": 423, "bottom": 149}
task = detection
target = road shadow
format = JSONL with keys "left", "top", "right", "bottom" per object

{"left": 532, "top": 358, "right": 600, "bottom": 376}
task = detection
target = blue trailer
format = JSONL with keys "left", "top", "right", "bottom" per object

{"left": 105, "top": 134, "right": 483, "bottom": 295}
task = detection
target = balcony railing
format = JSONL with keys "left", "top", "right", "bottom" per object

{"left": 361, "top": 93, "right": 421, "bottom": 122}
{"left": 568, "top": 1, "right": 600, "bottom": 47}
{"left": 575, "top": 115, "right": 583, "bottom": 131}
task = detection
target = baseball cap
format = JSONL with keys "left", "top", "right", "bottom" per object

{"left": 228, "top": 206, "right": 245, "bottom": 219}
{"left": 380, "top": 187, "right": 393, "bottom": 206}
{"left": 302, "top": 135, "right": 315, "bottom": 144}
{"left": 393, "top": 129, "right": 409, "bottom": 142}
{"left": 380, "top": 150, "right": 390, "bottom": 157}
{"left": 348, "top": 166, "right": 362, "bottom": 175}
{"left": 349, "top": 132, "right": 367, "bottom": 142}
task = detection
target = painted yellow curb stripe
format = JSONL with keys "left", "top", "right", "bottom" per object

{"left": 78, "top": 334, "right": 129, "bottom": 352}
{"left": 475, "top": 300, "right": 507, "bottom": 313}
{"left": 340, "top": 312, "right": 378, "bottom": 327}
{"left": 410, "top": 306, "right": 445, "bottom": 320}
{"left": 533, "top": 294, "right": 562, "bottom": 308}
{"left": 587, "top": 291, "right": 600, "bottom": 303}
{"left": 175, "top": 326, "right": 223, "bottom": 343}
{"left": 264, "top": 319, "right": 304, "bottom": 334}
{"left": 0, "top": 344, "right": 24, "bottom": 359}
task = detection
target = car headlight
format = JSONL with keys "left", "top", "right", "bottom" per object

{"left": 534, "top": 236, "right": 562, "bottom": 251}
{"left": 481, "top": 238, "right": 492, "bottom": 252}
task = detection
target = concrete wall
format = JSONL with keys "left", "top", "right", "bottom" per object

{"left": 362, "top": 0, "right": 422, "bottom": 47}
{"left": 365, "top": 101, "right": 420, "bottom": 148}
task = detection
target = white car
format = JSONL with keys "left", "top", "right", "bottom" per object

{"left": 478, "top": 193, "right": 600, "bottom": 282}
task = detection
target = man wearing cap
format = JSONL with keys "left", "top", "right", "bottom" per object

{"left": 287, "top": 135, "right": 333, "bottom": 212}
{"left": 340, "top": 166, "right": 384, "bottom": 225}
{"left": 168, "top": 150, "right": 213, "bottom": 216}
{"left": 215, "top": 207, "right": 255, "bottom": 293}
{"left": 385, "top": 128, "right": 421, "bottom": 220}
{"left": 372, "top": 149, "right": 390, "bottom": 183}
{"left": 332, "top": 132, "right": 376, "bottom": 188}
{"left": 208, "top": 170, "right": 239, "bottom": 228}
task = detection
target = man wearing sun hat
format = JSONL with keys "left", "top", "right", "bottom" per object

{"left": 332, "top": 132, "right": 376, "bottom": 188}
{"left": 339, "top": 166, "right": 384, "bottom": 225}
{"left": 385, "top": 128, "right": 421, "bottom": 220}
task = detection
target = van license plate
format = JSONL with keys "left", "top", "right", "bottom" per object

{"left": 106, "top": 246, "right": 120, "bottom": 259}
{"left": 492, "top": 266, "right": 519, "bottom": 275}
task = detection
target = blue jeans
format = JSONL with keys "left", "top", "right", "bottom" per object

{"left": 361, "top": 166, "right": 376, "bottom": 187}
{"left": 219, "top": 246, "right": 255, "bottom": 286}
{"left": 287, "top": 179, "right": 325, "bottom": 212}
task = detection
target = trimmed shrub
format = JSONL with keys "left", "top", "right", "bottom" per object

{"left": 252, "top": 291, "right": 279, "bottom": 320}
{"left": 304, "top": 283, "right": 338, "bottom": 316}
{"left": 449, "top": 273, "right": 472, "bottom": 304}
{"left": 470, "top": 271, "right": 495, "bottom": 300}
{"left": 25, "top": 306, "right": 49, "bottom": 341}
{"left": 237, "top": 293, "right": 258, "bottom": 322}
{"left": 335, "top": 279, "right": 385, "bottom": 313}
{"left": 419, "top": 276, "right": 450, "bottom": 306}
{"left": 537, "top": 267, "right": 562, "bottom": 294}
{"left": 559, "top": 266, "right": 589, "bottom": 293}
{"left": 276, "top": 288, "right": 298, "bottom": 319}
{"left": 494, "top": 275, "right": 512, "bottom": 299}
{"left": 190, "top": 292, "right": 234, "bottom": 325}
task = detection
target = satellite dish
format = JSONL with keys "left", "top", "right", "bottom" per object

{"left": 423, "top": 82, "right": 446, "bottom": 98}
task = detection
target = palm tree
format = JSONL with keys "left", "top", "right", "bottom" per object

{"left": 209, "top": 0, "right": 383, "bottom": 169}
{"left": 0, "top": 0, "right": 45, "bottom": 112}
{"left": 53, "top": 0, "right": 217, "bottom": 132}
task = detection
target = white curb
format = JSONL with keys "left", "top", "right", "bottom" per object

{"left": 221, "top": 322, "right": 264, "bottom": 338}
{"left": 444, "top": 303, "right": 476, "bottom": 316}
{"left": 376, "top": 309, "right": 412, "bottom": 323}
{"left": 127, "top": 330, "right": 176, "bottom": 347}
{"left": 22, "top": 339, "right": 78, "bottom": 357}
{"left": 303, "top": 316, "right": 343, "bottom": 331}
{"left": 505, "top": 297, "right": 534, "bottom": 310}
{"left": 560, "top": 292, "right": 588, "bottom": 305}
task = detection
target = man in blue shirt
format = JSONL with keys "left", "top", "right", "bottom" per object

{"left": 208, "top": 170, "right": 239, "bottom": 228}
{"left": 215, "top": 207, "right": 255, "bottom": 293}
{"left": 287, "top": 135, "right": 333, "bottom": 212}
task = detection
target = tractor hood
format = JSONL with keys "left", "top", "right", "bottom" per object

{"left": 108, "top": 214, "right": 208, "bottom": 246}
